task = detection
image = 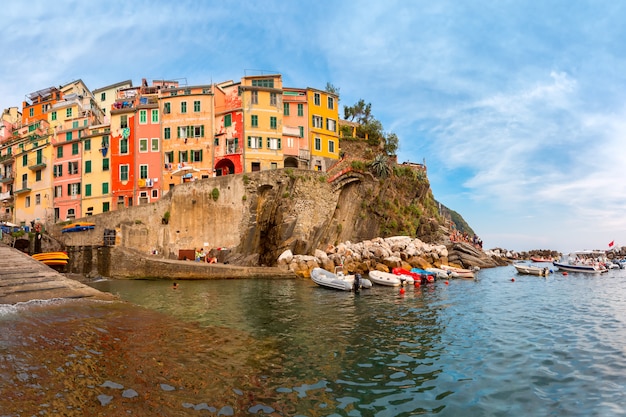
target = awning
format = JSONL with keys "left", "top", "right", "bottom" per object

{"left": 171, "top": 166, "right": 200, "bottom": 177}
{"left": 1, "top": 221, "right": 19, "bottom": 227}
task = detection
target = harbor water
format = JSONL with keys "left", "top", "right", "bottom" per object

{"left": 1, "top": 264, "right": 626, "bottom": 416}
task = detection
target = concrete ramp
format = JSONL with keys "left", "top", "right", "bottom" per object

{"left": 0, "top": 244, "right": 115, "bottom": 305}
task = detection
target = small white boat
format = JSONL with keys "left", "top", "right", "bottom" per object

{"left": 425, "top": 267, "right": 450, "bottom": 279}
{"left": 310, "top": 267, "right": 372, "bottom": 291}
{"left": 439, "top": 264, "right": 476, "bottom": 279}
{"left": 514, "top": 263, "right": 551, "bottom": 277}
{"left": 368, "top": 270, "right": 402, "bottom": 287}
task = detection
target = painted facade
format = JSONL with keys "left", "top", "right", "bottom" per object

{"left": 160, "top": 83, "right": 213, "bottom": 192}
{"left": 22, "top": 87, "right": 62, "bottom": 127}
{"left": 282, "top": 87, "right": 309, "bottom": 168}
{"left": 241, "top": 74, "right": 284, "bottom": 172}
{"left": 307, "top": 88, "right": 340, "bottom": 171}
{"left": 109, "top": 86, "right": 137, "bottom": 211}
{"left": 213, "top": 80, "right": 244, "bottom": 175}
{"left": 134, "top": 88, "right": 162, "bottom": 206}
{"left": 81, "top": 124, "right": 112, "bottom": 216}
{"left": 91, "top": 80, "right": 133, "bottom": 125}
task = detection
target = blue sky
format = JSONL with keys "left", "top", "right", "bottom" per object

{"left": 2, "top": 0, "right": 625, "bottom": 253}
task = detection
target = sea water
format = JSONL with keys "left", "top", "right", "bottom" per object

{"left": 1, "top": 265, "right": 625, "bottom": 416}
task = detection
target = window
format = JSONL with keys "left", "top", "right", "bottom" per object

{"left": 283, "top": 103, "right": 290, "bottom": 115}
{"left": 54, "top": 145, "right": 62, "bottom": 158}
{"left": 251, "top": 91, "right": 258, "bottom": 105}
{"left": 29, "top": 108, "right": 34, "bottom": 117}
{"left": 35, "top": 194, "right": 41, "bottom": 205}
{"left": 194, "top": 100, "right": 201, "bottom": 112}
{"left": 177, "top": 126, "right": 187, "bottom": 138}
{"left": 120, "top": 165, "right": 129, "bottom": 181}
{"left": 164, "top": 127, "right": 171, "bottom": 139}
{"left": 66, "top": 108, "right": 72, "bottom": 117}
{"left": 315, "top": 137, "right": 321, "bottom": 151}
{"left": 191, "top": 150, "right": 202, "bottom": 162}
{"left": 251, "top": 79, "right": 274, "bottom": 88}
{"left": 151, "top": 189, "right": 158, "bottom": 199}
{"left": 267, "top": 137, "right": 281, "bottom": 150}
{"left": 100, "top": 92, "right": 106, "bottom": 101}
{"left": 248, "top": 136, "right": 262, "bottom": 149}
{"left": 312, "top": 115, "right": 323, "bottom": 128}
{"left": 120, "top": 138, "right": 128, "bottom": 154}
{"left": 120, "top": 115, "right": 128, "bottom": 128}
{"left": 326, "top": 118, "right": 336, "bottom": 132}
{"left": 140, "top": 165, "right": 148, "bottom": 179}
{"left": 271, "top": 162, "right": 278, "bottom": 170}
{"left": 139, "top": 138, "right": 148, "bottom": 152}
{"left": 54, "top": 185, "right": 62, "bottom": 198}
{"left": 151, "top": 138, "right": 159, "bottom": 152}
{"left": 151, "top": 109, "right": 158, "bottom": 123}
{"left": 85, "top": 184, "right": 92, "bottom": 197}
{"left": 85, "top": 160, "right": 91, "bottom": 173}
{"left": 270, "top": 93, "right": 277, "bottom": 106}
{"left": 164, "top": 151, "right": 174, "bottom": 165}
{"left": 51, "top": 111, "right": 57, "bottom": 121}
{"left": 67, "top": 208, "right": 75, "bottom": 219}
{"left": 103, "top": 202, "right": 110, "bottom": 212}
{"left": 163, "top": 102, "right": 171, "bottom": 114}
{"left": 178, "top": 150, "right": 188, "bottom": 163}
{"left": 299, "top": 126, "right": 304, "bottom": 137}
{"left": 192, "top": 125, "right": 204, "bottom": 138}
{"left": 25, "top": 196, "right": 30, "bottom": 208}
{"left": 328, "top": 96, "right": 335, "bottom": 110}
{"left": 68, "top": 183, "right": 81, "bottom": 196}
{"left": 297, "top": 103, "right": 304, "bottom": 116}
{"left": 102, "top": 158, "right": 109, "bottom": 171}
{"left": 22, "top": 155, "right": 27, "bottom": 167}
{"left": 329, "top": 140, "right": 335, "bottom": 153}
{"left": 102, "top": 183, "right": 109, "bottom": 194}
{"left": 139, "top": 110, "right": 147, "bottom": 124}
{"left": 251, "top": 115, "right": 258, "bottom": 127}
{"left": 68, "top": 161, "right": 79, "bottom": 175}
{"left": 224, "top": 114, "right": 232, "bottom": 127}
{"left": 270, "top": 117, "right": 277, "bottom": 129}
{"left": 53, "top": 164, "right": 63, "bottom": 177}
{"left": 101, "top": 135, "right": 109, "bottom": 148}
{"left": 35, "top": 170, "right": 41, "bottom": 181}
{"left": 314, "top": 93, "right": 321, "bottom": 106}
{"left": 181, "top": 102, "right": 187, "bottom": 113}
{"left": 66, "top": 132, "right": 72, "bottom": 141}
{"left": 72, "top": 142, "right": 79, "bottom": 155}
{"left": 72, "top": 121, "right": 79, "bottom": 129}
{"left": 84, "top": 139, "right": 91, "bottom": 151}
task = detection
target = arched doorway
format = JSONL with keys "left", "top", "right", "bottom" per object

{"left": 215, "top": 159, "right": 236, "bottom": 176}
{"left": 284, "top": 156, "right": 299, "bottom": 168}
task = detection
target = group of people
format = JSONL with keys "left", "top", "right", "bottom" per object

{"left": 195, "top": 248, "right": 217, "bottom": 263}
{"left": 449, "top": 229, "right": 483, "bottom": 249}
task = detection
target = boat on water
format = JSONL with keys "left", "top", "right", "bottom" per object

{"left": 369, "top": 270, "right": 402, "bottom": 287}
{"left": 61, "top": 222, "right": 95, "bottom": 233}
{"left": 553, "top": 251, "right": 609, "bottom": 274}
{"left": 390, "top": 267, "right": 417, "bottom": 285}
{"left": 310, "top": 267, "right": 372, "bottom": 291}
{"left": 409, "top": 268, "right": 436, "bottom": 283}
{"left": 514, "top": 263, "right": 551, "bottom": 277}
{"left": 439, "top": 264, "right": 476, "bottom": 279}
{"left": 530, "top": 256, "right": 553, "bottom": 263}
{"left": 32, "top": 251, "right": 69, "bottom": 267}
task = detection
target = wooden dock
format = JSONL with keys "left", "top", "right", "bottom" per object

{"left": 0, "top": 244, "right": 115, "bottom": 304}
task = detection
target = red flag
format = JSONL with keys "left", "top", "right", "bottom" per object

{"left": 609, "top": 240, "right": 615, "bottom": 247}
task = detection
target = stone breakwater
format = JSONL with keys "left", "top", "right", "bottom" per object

{"left": 277, "top": 236, "right": 451, "bottom": 278}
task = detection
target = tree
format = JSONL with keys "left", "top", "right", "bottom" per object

{"left": 343, "top": 99, "right": 372, "bottom": 124}
{"left": 383, "top": 132, "right": 399, "bottom": 156}
{"left": 325, "top": 82, "right": 340, "bottom": 100}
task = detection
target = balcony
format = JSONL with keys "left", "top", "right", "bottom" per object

{"left": 0, "top": 190, "right": 12, "bottom": 201}
{"left": 13, "top": 187, "right": 31, "bottom": 195}
{"left": 28, "top": 156, "right": 47, "bottom": 170}
{"left": 0, "top": 173, "right": 14, "bottom": 183}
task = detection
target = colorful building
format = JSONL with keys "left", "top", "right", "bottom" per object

{"left": 213, "top": 80, "right": 244, "bottom": 175}
{"left": 92, "top": 80, "right": 133, "bottom": 124}
{"left": 134, "top": 82, "right": 162, "bottom": 205}
{"left": 81, "top": 124, "right": 112, "bottom": 216}
{"left": 240, "top": 74, "right": 284, "bottom": 172}
{"left": 307, "top": 87, "right": 340, "bottom": 171}
{"left": 282, "top": 87, "right": 309, "bottom": 168}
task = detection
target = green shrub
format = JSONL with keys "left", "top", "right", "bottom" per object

{"left": 211, "top": 188, "right": 220, "bottom": 201}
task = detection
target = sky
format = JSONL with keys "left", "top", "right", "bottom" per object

{"left": 2, "top": 0, "right": 625, "bottom": 253}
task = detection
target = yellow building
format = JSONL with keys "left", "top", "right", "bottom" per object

{"left": 307, "top": 88, "right": 340, "bottom": 171}
{"left": 80, "top": 124, "right": 112, "bottom": 216}
{"left": 12, "top": 120, "right": 54, "bottom": 226}
{"left": 240, "top": 74, "right": 284, "bottom": 172}
{"left": 160, "top": 83, "right": 214, "bottom": 192}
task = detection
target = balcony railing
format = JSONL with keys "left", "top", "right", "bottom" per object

{"left": 0, "top": 172, "right": 14, "bottom": 183}
{"left": 0, "top": 191, "right": 13, "bottom": 201}
{"left": 28, "top": 156, "right": 47, "bottom": 170}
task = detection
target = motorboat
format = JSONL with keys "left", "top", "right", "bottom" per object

{"left": 310, "top": 267, "right": 372, "bottom": 291}
{"left": 390, "top": 267, "right": 416, "bottom": 285}
{"left": 369, "top": 270, "right": 402, "bottom": 286}
{"left": 438, "top": 264, "right": 476, "bottom": 279}
{"left": 553, "top": 251, "right": 608, "bottom": 274}
{"left": 530, "top": 256, "right": 553, "bottom": 263}
{"left": 514, "top": 263, "right": 551, "bottom": 277}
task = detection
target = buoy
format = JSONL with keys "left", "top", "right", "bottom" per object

{"left": 511, "top": 278, "right": 515, "bottom": 282}
{"left": 562, "top": 272, "right": 568, "bottom": 276}
{"left": 414, "top": 281, "right": 421, "bottom": 287}
{"left": 445, "top": 281, "right": 449, "bottom": 285}
{"left": 399, "top": 288, "right": 405, "bottom": 294}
